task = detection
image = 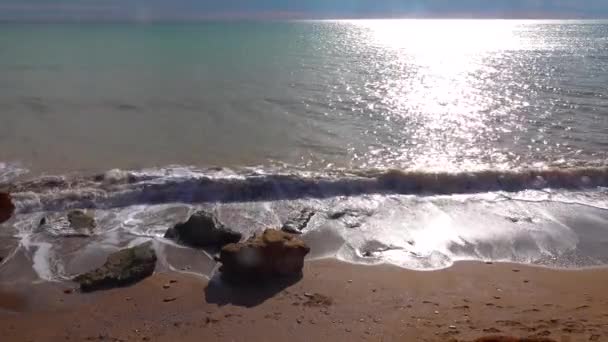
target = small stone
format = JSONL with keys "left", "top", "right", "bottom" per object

{"left": 359, "top": 318, "right": 365, "bottom": 322}
{"left": 434, "top": 311, "right": 439, "bottom": 314}
{"left": 282, "top": 209, "right": 315, "bottom": 234}
{"left": 512, "top": 269, "right": 520, "bottom": 272}
{"left": 67, "top": 209, "right": 96, "bottom": 230}
{"left": 126, "top": 297, "right": 133, "bottom": 301}
{"left": 449, "top": 325, "right": 457, "bottom": 329}
{"left": 163, "top": 297, "right": 177, "bottom": 302}
{"left": 163, "top": 284, "right": 171, "bottom": 289}
{"left": 524, "top": 280, "right": 530, "bottom": 283}
{"left": 304, "top": 292, "right": 313, "bottom": 298}
{"left": 296, "top": 319, "right": 302, "bottom": 324}
{"left": 345, "top": 328, "right": 352, "bottom": 333}
{"left": 169, "top": 280, "right": 178, "bottom": 284}
{"left": 347, "top": 280, "right": 353, "bottom": 283}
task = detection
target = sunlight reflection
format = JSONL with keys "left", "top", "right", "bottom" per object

{"left": 345, "top": 20, "right": 530, "bottom": 171}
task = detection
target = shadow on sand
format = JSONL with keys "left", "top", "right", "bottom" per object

{"left": 204, "top": 273, "right": 302, "bottom": 308}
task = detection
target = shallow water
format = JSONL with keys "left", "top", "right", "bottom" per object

{"left": 1, "top": 20, "right": 607, "bottom": 174}
{"left": 1, "top": 20, "right": 608, "bottom": 282}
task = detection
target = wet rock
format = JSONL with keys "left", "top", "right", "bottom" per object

{"left": 327, "top": 211, "right": 346, "bottom": 220}
{"left": 218, "top": 229, "right": 310, "bottom": 283}
{"left": 67, "top": 209, "right": 96, "bottom": 230}
{"left": 73, "top": 242, "right": 157, "bottom": 292}
{"left": 165, "top": 211, "right": 241, "bottom": 248}
{"left": 0, "top": 192, "right": 15, "bottom": 224}
{"left": 281, "top": 209, "right": 315, "bottom": 234}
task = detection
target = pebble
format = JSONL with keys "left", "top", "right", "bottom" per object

{"left": 296, "top": 319, "right": 302, "bottom": 324}
{"left": 347, "top": 280, "right": 353, "bottom": 283}
{"left": 163, "top": 297, "right": 177, "bottom": 303}
{"left": 163, "top": 284, "right": 171, "bottom": 289}
{"left": 449, "top": 325, "right": 457, "bottom": 330}
{"left": 434, "top": 311, "right": 439, "bottom": 314}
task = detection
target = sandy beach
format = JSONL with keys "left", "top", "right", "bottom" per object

{"left": 1, "top": 259, "right": 607, "bottom": 342}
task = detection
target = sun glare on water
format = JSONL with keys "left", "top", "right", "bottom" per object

{"left": 341, "top": 20, "right": 533, "bottom": 171}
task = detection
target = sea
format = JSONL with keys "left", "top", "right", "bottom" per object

{"left": 1, "top": 20, "right": 608, "bottom": 283}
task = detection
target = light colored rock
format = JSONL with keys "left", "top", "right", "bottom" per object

{"left": 218, "top": 229, "right": 310, "bottom": 282}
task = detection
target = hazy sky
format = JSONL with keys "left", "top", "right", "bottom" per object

{"left": 1, "top": 0, "right": 607, "bottom": 20}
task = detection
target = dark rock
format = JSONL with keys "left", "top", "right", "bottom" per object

{"left": 73, "top": 242, "right": 157, "bottom": 292}
{"left": 281, "top": 209, "right": 315, "bottom": 234}
{"left": 218, "top": 229, "right": 310, "bottom": 283}
{"left": 328, "top": 211, "right": 346, "bottom": 220}
{"left": 0, "top": 192, "right": 15, "bottom": 224}
{"left": 165, "top": 211, "right": 241, "bottom": 248}
{"left": 67, "top": 210, "right": 96, "bottom": 230}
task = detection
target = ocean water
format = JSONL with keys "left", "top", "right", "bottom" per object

{"left": 1, "top": 20, "right": 608, "bottom": 283}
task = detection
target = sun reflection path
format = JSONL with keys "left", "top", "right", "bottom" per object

{"left": 345, "top": 20, "right": 532, "bottom": 172}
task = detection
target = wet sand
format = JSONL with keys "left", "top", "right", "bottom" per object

{"left": 1, "top": 260, "right": 607, "bottom": 342}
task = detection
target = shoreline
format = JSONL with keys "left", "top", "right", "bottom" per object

{"left": 2, "top": 259, "right": 607, "bottom": 341}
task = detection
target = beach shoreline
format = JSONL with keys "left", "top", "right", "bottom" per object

{"left": 1, "top": 259, "right": 607, "bottom": 342}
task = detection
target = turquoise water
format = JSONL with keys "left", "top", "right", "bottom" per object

{"left": 1, "top": 20, "right": 608, "bottom": 175}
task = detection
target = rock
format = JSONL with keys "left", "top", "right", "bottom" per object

{"left": 67, "top": 210, "right": 96, "bottom": 230}
{"left": 0, "top": 192, "right": 15, "bottom": 224}
{"left": 218, "top": 229, "right": 310, "bottom": 282}
{"left": 73, "top": 242, "right": 157, "bottom": 292}
{"left": 165, "top": 211, "right": 241, "bottom": 248}
{"left": 281, "top": 209, "right": 315, "bottom": 234}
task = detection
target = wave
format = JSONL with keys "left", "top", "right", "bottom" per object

{"left": 3, "top": 165, "right": 608, "bottom": 214}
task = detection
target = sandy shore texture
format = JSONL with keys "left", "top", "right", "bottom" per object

{"left": 1, "top": 260, "right": 607, "bottom": 342}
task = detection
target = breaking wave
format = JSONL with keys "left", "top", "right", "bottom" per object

{"left": 3, "top": 165, "right": 608, "bottom": 214}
